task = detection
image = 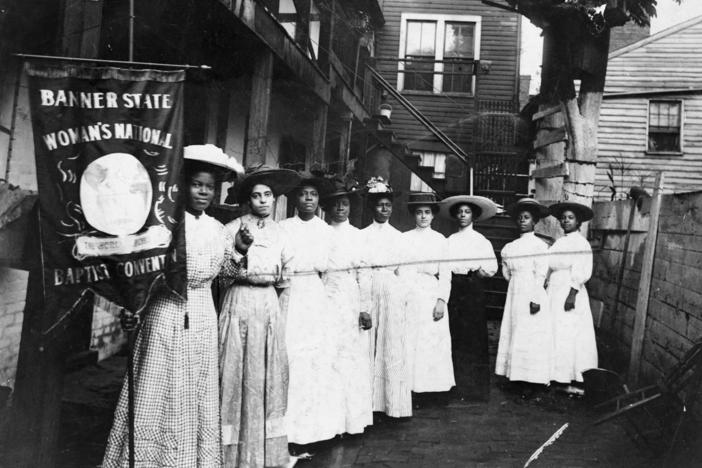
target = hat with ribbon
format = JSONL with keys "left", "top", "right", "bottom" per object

{"left": 237, "top": 164, "right": 301, "bottom": 200}
{"left": 506, "top": 197, "right": 550, "bottom": 219}
{"left": 406, "top": 191, "right": 440, "bottom": 214}
{"left": 548, "top": 201, "right": 594, "bottom": 222}
{"left": 439, "top": 195, "right": 498, "bottom": 222}
{"left": 184, "top": 144, "right": 244, "bottom": 175}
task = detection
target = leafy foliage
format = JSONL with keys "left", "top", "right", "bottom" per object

{"left": 505, "top": 0, "right": 682, "bottom": 27}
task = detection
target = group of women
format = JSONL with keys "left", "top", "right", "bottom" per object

{"left": 101, "top": 144, "right": 598, "bottom": 468}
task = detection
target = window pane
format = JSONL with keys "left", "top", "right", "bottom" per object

{"left": 442, "top": 61, "right": 472, "bottom": 93}
{"left": 404, "top": 59, "right": 434, "bottom": 91}
{"left": 406, "top": 21, "right": 435, "bottom": 56}
{"left": 444, "top": 22, "right": 474, "bottom": 58}
{"left": 648, "top": 101, "right": 681, "bottom": 151}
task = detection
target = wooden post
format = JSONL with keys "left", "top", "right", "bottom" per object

{"left": 309, "top": 101, "right": 327, "bottom": 168}
{"left": 337, "top": 112, "right": 353, "bottom": 174}
{"left": 628, "top": 172, "right": 664, "bottom": 384}
{"left": 245, "top": 50, "right": 274, "bottom": 166}
{"left": 316, "top": 0, "right": 335, "bottom": 73}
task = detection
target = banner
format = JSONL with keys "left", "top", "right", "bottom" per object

{"left": 26, "top": 63, "right": 187, "bottom": 316}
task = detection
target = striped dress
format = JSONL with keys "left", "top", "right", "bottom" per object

{"left": 362, "top": 220, "right": 412, "bottom": 418}
{"left": 102, "top": 212, "right": 227, "bottom": 468}
{"left": 219, "top": 213, "right": 291, "bottom": 468}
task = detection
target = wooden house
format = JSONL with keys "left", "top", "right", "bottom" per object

{"left": 0, "top": 0, "right": 385, "bottom": 384}
{"left": 596, "top": 15, "right": 702, "bottom": 200}
{"left": 367, "top": 0, "right": 527, "bottom": 232}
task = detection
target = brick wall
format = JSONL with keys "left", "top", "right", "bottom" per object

{"left": 589, "top": 191, "right": 702, "bottom": 393}
{"left": 0, "top": 267, "right": 28, "bottom": 388}
{"left": 0, "top": 272, "right": 125, "bottom": 388}
{"left": 91, "top": 295, "right": 126, "bottom": 361}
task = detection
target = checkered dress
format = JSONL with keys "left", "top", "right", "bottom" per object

{"left": 102, "top": 212, "right": 229, "bottom": 468}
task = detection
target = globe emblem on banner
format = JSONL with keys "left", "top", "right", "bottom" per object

{"left": 80, "top": 153, "right": 153, "bottom": 236}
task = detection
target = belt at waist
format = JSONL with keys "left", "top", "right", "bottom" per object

{"left": 452, "top": 271, "right": 478, "bottom": 279}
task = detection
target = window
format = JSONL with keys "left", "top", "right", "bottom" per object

{"left": 404, "top": 20, "right": 437, "bottom": 92}
{"left": 648, "top": 100, "right": 682, "bottom": 153}
{"left": 399, "top": 14, "right": 481, "bottom": 94}
{"left": 410, "top": 151, "right": 447, "bottom": 192}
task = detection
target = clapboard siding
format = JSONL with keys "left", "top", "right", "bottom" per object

{"left": 596, "top": 17, "right": 702, "bottom": 199}
{"left": 375, "top": 0, "right": 520, "bottom": 149}
{"left": 606, "top": 18, "right": 702, "bottom": 94}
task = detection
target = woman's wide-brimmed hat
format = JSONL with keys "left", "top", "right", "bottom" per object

{"left": 406, "top": 192, "right": 440, "bottom": 214}
{"left": 364, "top": 176, "right": 394, "bottom": 201}
{"left": 184, "top": 144, "right": 244, "bottom": 175}
{"left": 506, "top": 197, "right": 550, "bottom": 219}
{"left": 237, "top": 165, "right": 301, "bottom": 199}
{"left": 321, "top": 176, "right": 364, "bottom": 202}
{"left": 295, "top": 168, "right": 335, "bottom": 197}
{"left": 439, "top": 195, "right": 498, "bottom": 222}
{"left": 549, "top": 201, "right": 594, "bottom": 222}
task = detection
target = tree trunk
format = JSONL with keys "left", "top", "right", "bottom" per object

{"left": 533, "top": 22, "right": 610, "bottom": 239}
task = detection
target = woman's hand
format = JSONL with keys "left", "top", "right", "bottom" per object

{"left": 529, "top": 302, "right": 540, "bottom": 314}
{"left": 564, "top": 288, "right": 578, "bottom": 311}
{"left": 359, "top": 312, "right": 372, "bottom": 330}
{"left": 119, "top": 308, "right": 140, "bottom": 332}
{"left": 235, "top": 223, "right": 253, "bottom": 254}
{"left": 433, "top": 299, "right": 446, "bottom": 321}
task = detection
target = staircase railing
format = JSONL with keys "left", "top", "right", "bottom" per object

{"left": 366, "top": 65, "right": 469, "bottom": 165}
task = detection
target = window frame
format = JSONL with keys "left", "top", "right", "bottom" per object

{"left": 646, "top": 99, "right": 684, "bottom": 155}
{"left": 398, "top": 13, "right": 482, "bottom": 95}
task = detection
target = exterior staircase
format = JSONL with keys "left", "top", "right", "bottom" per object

{"left": 365, "top": 66, "right": 522, "bottom": 321}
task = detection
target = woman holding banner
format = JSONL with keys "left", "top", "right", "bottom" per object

{"left": 219, "top": 166, "right": 300, "bottom": 468}
{"left": 103, "top": 145, "right": 243, "bottom": 467}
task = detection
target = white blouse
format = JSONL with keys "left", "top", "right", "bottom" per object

{"left": 445, "top": 224, "right": 498, "bottom": 277}
{"left": 361, "top": 220, "right": 405, "bottom": 272}
{"left": 402, "top": 226, "right": 450, "bottom": 302}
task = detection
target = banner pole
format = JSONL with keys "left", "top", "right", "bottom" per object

{"left": 129, "top": 0, "right": 134, "bottom": 62}
{"left": 127, "top": 329, "right": 136, "bottom": 468}
{"left": 14, "top": 53, "right": 211, "bottom": 70}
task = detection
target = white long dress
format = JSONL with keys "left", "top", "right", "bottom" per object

{"left": 547, "top": 230, "right": 598, "bottom": 383}
{"left": 362, "top": 220, "right": 412, "bottom": 418}
{"left": 495, "top": 231, "right": 552, "bottom": 384}
{"left": 402, "top": 226, "right": 455, "bottom": 392}
{"left": 325, "top": 219, "right": 373, "bottom": 434}
{"left": 280, "top": 215, "right": 345, "bottom": 444}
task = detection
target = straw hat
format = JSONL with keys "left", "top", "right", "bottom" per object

{"left": 549, "top": 201, "right": 594, "bottom": 222}
{"left": 406, "top": 192, "right": 440, "bottom": 214}
{"left": 237, "top": 165, "right": 301, "bottom": 199}
{"left": 506, "top": 197, "right": 550, "bottom": 219}
{"left": 439, "top": 195, "right": 498, "bottom": 222}
{"left": 184, "top": 144, "right": 244, "bottom": 174}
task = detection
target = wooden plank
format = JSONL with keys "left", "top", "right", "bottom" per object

{"left": 533, "top": 127, "right": 567, "bottom": 149}
{"left": 245, "top": 50, "right": 274, "bottom": 166}
{"left": 531, "top": 162, "right": 568, "bottom": 179}
{"left": 309, "top": 102, "right": 327, "bottom": 167}
{"left": 628, "top": 172, "right": 665, "bottom": 385}
{"left": 532, "top": 104, "right": 562, "bottom": 121}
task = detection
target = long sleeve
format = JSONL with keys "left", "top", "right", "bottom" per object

{"left": 532, "top": 241, "right": 548, "bottom": 303}
{"left": 501, "top": 251, "right": 512, "bottom": 283}
{"left": 478, "top": 235, "right": 498, "bottom": 277}
{"left": 570, "top": 237, "right": 592, "bottom": 290}
{"left": 356, "top": 245, "right": 372, "bottom": 313}
{"left": 437, "top": 238, "right": 452, "bottom": 302}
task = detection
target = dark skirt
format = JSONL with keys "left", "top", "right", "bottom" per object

{"left": 448, "top": 273, "right": 490, "bottom": 399}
